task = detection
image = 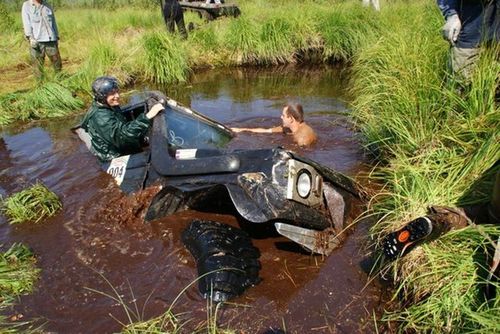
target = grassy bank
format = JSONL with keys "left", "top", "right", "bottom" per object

{"left": 350, "top": 1, "right": 499, "bottom": 332}
{"left": 1, "top": 0, "right": 499, "bottom": 332}
{"left": 0, "top": 0, "right": 380, "bottom": 125}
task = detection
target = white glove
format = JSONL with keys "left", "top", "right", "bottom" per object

{"left": 29, "top": 37, "right": 39, "bottom": 49}
{"left": 442, "top": 14, "right": 461, "bottom": 45}
{"left": 145, "top": 103, "right": 165, "bottom": 119}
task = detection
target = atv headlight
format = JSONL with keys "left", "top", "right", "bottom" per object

{"left": 296, "top": 170, "right": 312, "bottom": 198}
{"left": 286, "top": 159, "right": 323, "bottom": 207}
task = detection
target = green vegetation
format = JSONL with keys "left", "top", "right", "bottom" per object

{"left": 349, "top": 1, "right": 499, "bottom": 332}
{"left": 0, "top": 243, "right": 40, "bottom": 300}
{"left": 0, "top": 243, "right": 41, "bottom": 333}
{"left": 0, "top": 0, "right": 498, "bottom": 332}
{"left": 1, "top": 182, "right": 62, "bottom": 224}
{"left": 0, "top": 0, "right": 381, "bottom": 125}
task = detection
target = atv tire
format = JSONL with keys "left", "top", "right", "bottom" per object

{"left": 182, "top": 219, "right": 261, "bottom": 302}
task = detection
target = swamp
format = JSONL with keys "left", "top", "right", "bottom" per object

{"left": 0, "top": 0, "right": 499, "bottom": 333}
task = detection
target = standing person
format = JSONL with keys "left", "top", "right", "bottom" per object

{"left": 437, "top": 0, "right": 499, "bottom": 82}
{"left": 362, "top": 0, "right": 380, "bottom": 11}
{"left": 231, "top": 103, "right": 317, "bottom": 147}
{"left": 162, "top": 0, "right": 188, "bottom": 40}
{"left": 21, "top": 0, "right": 62, "bottom": 78}
{"left": 80, "top": 76, "right": 165, "bottom": 162}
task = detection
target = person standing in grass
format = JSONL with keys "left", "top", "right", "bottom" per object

{"left": 21, "top": 0, "right": 62, "bottom": 78}
{"left": 80, "top": 76, "right": 165, "bottom": 162}
{"left": 231, "top": 103, "right": 317, "bottom": 147}
{"left": 437, "top": 0, "right": 499, "bottom": 82}
{"left": 362, "top": 0, "right": 380, "bottom": 11}
{"left": 162, "top": 0, "right": 188, "bottom": 40}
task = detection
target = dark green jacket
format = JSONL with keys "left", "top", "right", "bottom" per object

{"left": 81, "top": 101, "right": 152, "bottom": 161}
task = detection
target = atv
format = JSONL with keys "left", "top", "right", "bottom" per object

{"left": 73, "top": 91, "right": 362, "bottom": 301}
{"left": 179, "top": 0, "right": 241, "bottom": 21}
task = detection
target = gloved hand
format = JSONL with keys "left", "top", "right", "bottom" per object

{"left": 146, "top": 92, "right": 166, "bottom": 111}
{"left": 29, "top": 37, "right": 39, "bottom": 49}
{"left": 442, "top": 14, "right": 461, "bottom": 45}
{"left": 145, "top": 103, "right": 165, "bottom": 119}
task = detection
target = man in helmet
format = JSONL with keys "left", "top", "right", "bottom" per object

{"left": 437, "top": 0, "right": 499, "bottom": 82}
{"left": 80, "top": 76, "right": 165, "bottom": 162}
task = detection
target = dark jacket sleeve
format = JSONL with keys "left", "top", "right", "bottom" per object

{"left": 93, "top": 110, "right": 151, "bottom": 152}
{"left": 437, "top": 0, "right": 458, "bottom": 18}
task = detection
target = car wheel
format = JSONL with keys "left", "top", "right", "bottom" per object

{"left": 181, "top": 219, "right": 261, "bottom": 302}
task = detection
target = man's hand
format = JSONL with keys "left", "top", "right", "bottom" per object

{"left": 29, "top": 37, "right": 39, "bottom": 49}
{"left": 442, "top": 14, "right": 461, "bottom": 45}
{"left": 146, "top": 103, "right": 164, "bottom": 119}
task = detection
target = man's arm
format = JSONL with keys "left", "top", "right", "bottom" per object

{"left": 50, "top": 5, "right": 60, "bottom": 40}
{"left": 231, "top": 126, "right": 283, "bottom": 134}
{"left": 437, "top": 0, "right": 458, "bottom": 18}
{"left": 21, "top": 2, "right": 32, "bottom": 39}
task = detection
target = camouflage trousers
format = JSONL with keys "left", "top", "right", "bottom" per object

{"left": 450, "top": 46, "right": 480, "bottom": 83}
{"left": 30, "top": 41, "right": 62, "bottom": 78}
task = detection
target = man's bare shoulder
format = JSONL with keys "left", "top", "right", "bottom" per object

{"left": 294, "top": 123, "right": 317, "bottom": 146}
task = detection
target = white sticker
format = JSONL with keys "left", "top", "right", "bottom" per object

{"left": 175, "top": 149, "right": 197, "bottom": 160}
{"left": 106, "top": 155, "right": 130, "bottom": 185}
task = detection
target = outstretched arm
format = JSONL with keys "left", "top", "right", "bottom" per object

{"left": 231, "top": 126, "right": 283, "bottom": 134}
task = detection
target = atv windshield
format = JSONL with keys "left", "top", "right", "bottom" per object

{"left": 163, "top": 103, "right": 233, "bottom": 149}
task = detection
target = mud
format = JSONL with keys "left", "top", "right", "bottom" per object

{"left": 0, "top": 67, "right": 386, "bottom": 333}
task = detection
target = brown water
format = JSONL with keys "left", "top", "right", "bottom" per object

{"left": 0, "top": 67, "right": 386, "bottom": 333}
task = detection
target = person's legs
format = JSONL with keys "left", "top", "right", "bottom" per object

{"left": 450, "top": 46, "right": 480, "bottom": 83}
{"left": 44, "top": 41, "right": 62, "bottom": 73}
{"left": 30, "top": 42, "right": 45, "bottom": 79}
{"left": 175, "top": 14, "right": 188, "bottom": 40}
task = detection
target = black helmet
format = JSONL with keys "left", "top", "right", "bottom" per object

{"left": 92, "top": 76, "right": 119, "bottom": 104}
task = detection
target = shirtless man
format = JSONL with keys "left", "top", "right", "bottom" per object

{"left": 231, "top": 103, "right": 317, "bottom": 147}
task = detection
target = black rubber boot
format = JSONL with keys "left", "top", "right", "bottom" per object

{"left": 382, "top": 216, "right": 433, "bottom": 260}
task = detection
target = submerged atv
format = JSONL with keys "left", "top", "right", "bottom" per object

{"left": 74, "top": 92, "right": 362, "bottom": 301}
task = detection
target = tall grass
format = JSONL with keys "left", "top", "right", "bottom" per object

{"left": 350, "top": 0, "right": 500, "bottom": 332}
{"left": 0, "top": 82, "right": 84, "bottom": 126}
{"left": 0, "top": 243, "right": 41, "bottom": 333}
{"left": 0, "top": 0, "right": 384, "bottom": 119}
{"left": 0, "top": 243, "right": 41, "bottom": 334}
{"left": 1, "top": 182, "right": 62, "bottom": 224}
{"left": 0, "top": 243, "right": 40, "bottom": 299}
{"left": 383, "top": 226, "right": 499, "bottom": 333}
{"left": 140, "top": 31, "right": 190, "bottom": 85}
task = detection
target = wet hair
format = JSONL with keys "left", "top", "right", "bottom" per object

{"left": 284, "top": 103, "right": 304, "bottom": 123}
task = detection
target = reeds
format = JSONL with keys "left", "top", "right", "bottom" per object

{"left": 0, "top": 0, "right": 388, "bottom": 120}
{"left": 350, "top": 0, "right": 500, "bottom": 331}
{"left": 0, "top": 243, "right": 41, "bottom": 333}
{"left": 1, "top": 182, "right": 62, "bottom": 224}
{"left": 0, "top": 243, "right": 40, "bottom": 299}
{"left": 140, "top": 31, "right": 190, "bottom": 85}
{"left": 0, "top": 82, "right": 84, "bottom": 126}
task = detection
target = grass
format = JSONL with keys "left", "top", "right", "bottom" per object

{"left": 1, "top": 182, "right": 63, "bottom": 224}
{"left": 0, "top": 243, "right": 40, "bottom": 300}
{"left": 0, "top": 0, "right": 382, "bottom": 120}
{"left": 88, "top": 269, "right": 239, "bottom": 334}
{"left": 382, "top": 226, "right": 499, "bottom": 333}
{"left": 0, "top": 243, "right": 41, "bottom": 333}
{"left": 0, "top": 0, "right": 498, "bottom": 332}
{"left": 349, "top": 0, "right": 499, "bottom": 332}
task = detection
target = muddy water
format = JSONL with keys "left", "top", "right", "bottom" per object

{"left": 0, "top": 67, "right": 384, "bottom": 333}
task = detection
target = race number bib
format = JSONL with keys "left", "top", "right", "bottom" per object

{"left": 106, "top": 155, "right": 130, "bottom": 185}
